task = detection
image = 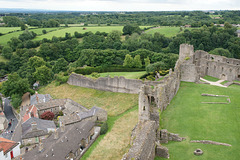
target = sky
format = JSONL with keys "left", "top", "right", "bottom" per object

{"left": 0, "top": 0, "right": 239, "bottom": 11}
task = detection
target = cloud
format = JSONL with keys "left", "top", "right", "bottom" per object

{"left": 0, "top": 0, "right": 239, "bottom": 11}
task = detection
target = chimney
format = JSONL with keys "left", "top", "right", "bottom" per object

{"left": 60, "top": 123, "right": 65, "bottom": 132}
{"left": 38, "top": 140, "right": 44, "bottom": 152}
{"left": 31, "top": 122, "right": 37, "bottom": 130}
{"left": 54, "top": 129, "right": 58, "bottom": 139}
{"left": 36, "top": 92, "right": 39, "bottom": 103}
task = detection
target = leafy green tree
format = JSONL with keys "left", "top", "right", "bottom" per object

{"left": 28, "top": 56, "right": 46, "bottom": 69}
{"left": 0, "top": 73, "right": 30, "bottom": 97}
{"left": 53, "top": 58, "right": 68, "bottom": 73}
{"left": 146, "top": 62, "right": 167, "bottom": 73}
{"left": 133, "top": 55, "right": 142, "bottom": 68}
{"left": 144, "top": 57, "right": 150, "bottom": 67}
{"left": 209, "top": 48, "right": 232, "bottom": 58}
{"left": 42, "top": 30, "right": 47, "bottom": 34}
{"left": 11, "top": 94, "right": 22, "bottom": 109}
{"left": 34, "top": 65, "right": 53, "bottom": 84}
{"left": 1, "top": 46, "right": 13, "bottom": 59}
{"left": 123, "top": 24, "right": 141, "bottom": 35}
{"left": 20, "top": 23, "right": 27, "bottom": 30}
{"left": 123, "top": 54, "right": 134, "bottom": 68}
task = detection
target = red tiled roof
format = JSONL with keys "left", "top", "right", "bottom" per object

{"left": 0, "top": 138, "right": 18, "bottom": 154}
{"left": 22, "top": 105, "right": 38, "bottom": 122}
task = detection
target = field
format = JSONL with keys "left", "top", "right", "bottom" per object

{"left": 0, "top": 27, "right": 21, "bottom": 34}
{"left": 209, "top": 15, "right": 222, "bottom": 18}
{"left": 34, "top": 26, "right": 125, "bottom": 41}
{"left": 88, "top": 71, "right": 146, "bottom": 79}
{"left": 156, "top": 82, "right": 240, "bottom": 160}
{"left": 39, "top": 82, "right": 139, "bottom": 159}
{"left": 145, "top": 26, "right": 181, "bottom": 37}
{"left": 0, "top": 27, "right": 60, "bottom": 46}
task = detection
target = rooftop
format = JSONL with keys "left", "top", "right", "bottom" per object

{"left": 22, "top": 121, "right": 95, "bottom": 160}
{"left": 0, "top": 138, "right": 19, "bottom": 155}
{"left": 22, "top": 117, "right": 56, "bottom": 139}
{"left": 30, "top": 94, "right": 52, "bottom": 106}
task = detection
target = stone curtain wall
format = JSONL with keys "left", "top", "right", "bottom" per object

{"left": 194, "top": 50, "right": 240, "bottom": 81}
{"left": 68, "top": 73, "right": 164, "bottom": 94}
{"left": 122, "top": 121, "right": 156, "bottom": 160}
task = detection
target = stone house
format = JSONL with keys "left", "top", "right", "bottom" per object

{"left": 59, "top": 106, "right": 107, "bottom": 126}
{"left": 0, "top": 138, "right": 20, "bottom": 160}
{"left": 21, "top": 117, "right": 56, "bottom": 145}
{"left": 22, "top": 121, "right": 100, "bottom": 160}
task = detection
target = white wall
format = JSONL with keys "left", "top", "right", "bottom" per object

{"left": 0, "top": 143, "right": 20, "bottom": 160}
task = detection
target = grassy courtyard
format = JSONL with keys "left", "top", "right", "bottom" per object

{"left": 156, "top": 82, "right": 240, "bottom": 160}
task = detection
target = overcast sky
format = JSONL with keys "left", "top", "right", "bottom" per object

{"left": 0, "top": 0, "right": 239, "bottom": 11}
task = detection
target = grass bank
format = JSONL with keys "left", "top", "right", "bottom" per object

{"left": 87, "top": 71, "right": 146, "bottom": 79}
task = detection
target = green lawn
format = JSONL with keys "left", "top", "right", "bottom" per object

{"left": 0, "top": 27, "right": 21, "bottom": 34}
{"left": 156, "top": 82, "right": 240, "bottom": 160}
{"left": 209, "top": 15, "right": 222, "bottom": 18}
{"left": 203, "top": 75, "right": 220, "bottom": 82}
{"left": 145, "top": 26, "right": 181, "bottom": 37}
{"left": 88, "top": 71, "right": 146, "bottom": 79}
{"left": 0, "top": 27, "right": 60, "bottom": 46}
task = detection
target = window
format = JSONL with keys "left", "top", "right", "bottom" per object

{"left": 143, "top": 106, "right": 145, "bottom": 111}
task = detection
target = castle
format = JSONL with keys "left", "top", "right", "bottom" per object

{"left": 68, "top": 44, "right": 240, "bottom": 159}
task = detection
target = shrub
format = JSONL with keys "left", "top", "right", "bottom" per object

{"left": 58, "top": 110, "right": 63, "bottom": 116}
{"left": 90, "top": 72, "right": 100, "bottom": 78}
{"left": 100, "top": 122, "right": 108, "bottom": 135}
{"left": 40, "top": 111, "right": 55, "bottom": 120}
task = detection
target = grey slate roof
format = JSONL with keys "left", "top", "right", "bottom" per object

{"left": 30, "top": 94, "right": 52, "bottom": 105}
{"left": 236, "top": 30, "right": 240, "bottom": 33}
{"left": 22, "top": 121, "right": 95, "bottom": 160}
{"left": 35, "top": 99, "right": 66, "bottom": 110}
{"left": 59, "top": 106, "right": 101, "bottom": 125}
{"left": 22, "top": 117, "right": 56, "bottom": 139}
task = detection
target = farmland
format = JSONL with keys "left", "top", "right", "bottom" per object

{"left": 0, "top": 27, "right": 60, "bottom": 46}
{"left": 0, "top": 27, "right": 21, "bottom": 34}
{"left": 145, "top": 26, "right": 181, "bottom": 37}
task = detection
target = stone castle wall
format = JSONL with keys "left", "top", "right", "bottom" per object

{"left": 193, "top": 50, "right": 240, "bottom": 81}
{"left": 68, "top": 73, "right": 163, "bottom": 94}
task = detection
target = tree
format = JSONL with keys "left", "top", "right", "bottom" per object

{"left": 146, "top": 62, "right": 167, "bottom": 73}
{"left": 1, "top": 46, "right": 13, "bottom": 59}
{"left": 28, "top": 56, "right": 46, "bottom": 69}
{"left": 123, "top": 54, "right": 134, "bottom": 68}
{"left": 123, "top": 24, "right": 141, "bottom": 35}
{"left": 40, "top": 111, "right": 55, "bottom": 120}
{"left": 0, "top": 73, "right": 30, "bottom": 97}
{"left": 42, "top": 30, "right": 47, "bottom": 34}
{"left": 209, "top": 48, "right": 232, "bottom": 58}
{"left": 133, "top": 55, "right": 142, "bottom": 68}
{"left": 34, "top": 65, "right": 53, "bottom": 85}
{"left": 11, "top": 94, "right": 22, "bottom": 109}
{"left": 144, "top": 57, "right": 150, "bottom": 67}
{"left": 20, "top": 23, "right": 27, "bottom": 30}
{"left": 53, "top": 58, "right": 68, "bottom": 73}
